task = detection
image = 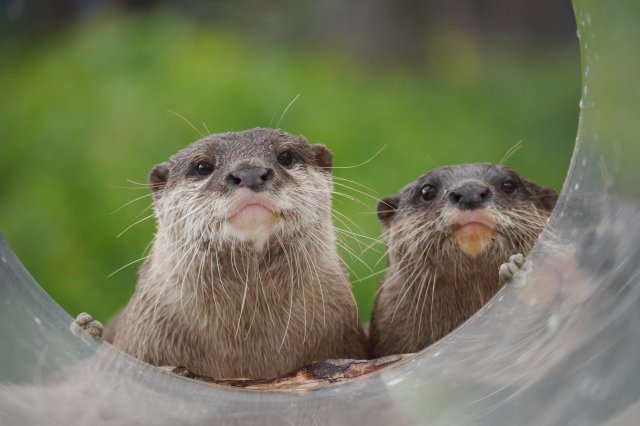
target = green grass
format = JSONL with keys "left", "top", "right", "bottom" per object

{"left": 0, "top": 10, "right": 579, "bottom": 322}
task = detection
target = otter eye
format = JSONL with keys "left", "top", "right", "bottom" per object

{"left": 195, "top": 161, "right": 214, "bottom": 176}
{"left": 421, "top": 184, "right": 438, "bottom": 201}
{"left": 277, "top": 150, "right": 293, "bottom": 167}
{"left": 501, "top": 179, "right": 517, "bottom": 194}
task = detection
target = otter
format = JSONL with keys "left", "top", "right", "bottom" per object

{"left": 369, "top": 163, "right": 557, "bottom": 357}
{"left": 79, "top": 128, "right": 367, "bottom": 379}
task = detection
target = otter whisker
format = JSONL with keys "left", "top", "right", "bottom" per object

{"left": 331, "top": 190, "right": 371, "bottom": 210}
{"left": 360, "top": 237, "right": 385, "bottom": 256}
{"left": 108, "top": 254, "right": 150, "bottom": 277}
{"left": 292, "top": 248, "right": 310, "bottom": 344}
{"left": 275, "top": 93, "right": 301, "bottom": 128}
{"left": 275, "top": 232, "right": 295, "bottom": 352}
{"left": 332, "top": 181, "right": 382, "bottom": 205}
{"left": 333, "top": 176, "right": 378, "bottom": 197}
{"left": 243, "top": 254, "right": 261, "bottom": 342}
{"left": 410, "top": 268, "right": 430, "bottom": 338}
{"left": 324, "top": 145, "right": 387, "bottom": 170}
{"left": 177, "top": 244, "right": 200, "bottom": 321}
{"left": 331, "top": 213, "right": 368, "bottom": 252}
{"left": 335, "top": 227, "right": 385, "bottom": 245}
{"left": 181, "top": 231, "right": 209, "bottom": 319}
{"left": 333, "top": 175, "right": 379, "bottom": 195}
{"left": 498, "top": 140, "right": 524, "bottom": 164}
{"left": 299, "top": 238, "right": 327, "bottom": 329}
{"left": 331, "top": 206, "right": 370, "bottom": 235}
{"left": 165, "top": 109, "right": 204, "bottom": 138}
{"left": 334, "top": 234, "right": 375, "bottom": 271}
{"left": 148, "top": 236, "right": 198, "bottom": 325}
{"left": 334, "top": 240, "right": 371, "bottom": 277}
{"left": 110, "top": 193, "right": 153, "bottom": 215}
{"left": 198, "top": 241, "right": 222, "bottom": 325}
{"left": 234, "top": 244, "right": 251, "bottom": 339}
{"left": 116, "top": 213, "right": 156, "bottom": 238}
{"left": 213, "top": 248, "right": 232, "bottom": 305}
{"left": 125, "top": 178, "right": 151, "bottom": 187}
{"left": 255, "top": 251, "right": 277, "bottom": 331}
{"left": 104, "top": 178, "right": 153, "bottom": 190}
{"left": 351, "top": 268, "right": 386, "bottom": 284}
{"left": 390, "top": 265, "right": 424, "bottom": 324}
{"left": 133, "top": 203, "right": 154, "bottom": 219}
{"left": 150, "top": 234, "right": 199, "bottom": 324}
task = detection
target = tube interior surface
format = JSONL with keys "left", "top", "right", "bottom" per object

{"left": 1, "top": 0, "right": 640, "bottom": 424}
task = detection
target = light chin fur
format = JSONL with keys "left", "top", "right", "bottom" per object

{"left": 221, "top": 221, "right": 278, "bottom": 251}
{"left": 452, "top": 225, "right": 495, "bottom": 257}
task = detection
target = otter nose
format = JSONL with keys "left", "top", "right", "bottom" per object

{"left": 227, "top": 166, "right": 274, "bottom": 190}
{"left": 448, "top": 184, "right": 492, "bottom": 210}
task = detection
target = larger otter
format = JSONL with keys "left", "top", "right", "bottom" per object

{"left": 369, "top": 163, "right": 557, "bottom": 357}
{"left": 105, "top": 128, "right": 367, "bottom": 379}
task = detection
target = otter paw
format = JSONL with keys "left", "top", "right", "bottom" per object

{"left": 499, "top": 253, "right": 526, "bottom": 283}
{"left": 70, "top": 312, "right": 104, "bottom": 340}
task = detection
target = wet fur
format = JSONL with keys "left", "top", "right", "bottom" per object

{"left": 369, "top": 163, "right": 557, "bottom": 357}
{"left": 110, "top": 128, "right": 367, "bottom": 379}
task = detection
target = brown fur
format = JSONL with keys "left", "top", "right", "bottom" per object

{"left": 369, "top": 163, "right": 557, "bottom": 357}
{"left": 109, "top": 128, "right": 367, "bottom": 379}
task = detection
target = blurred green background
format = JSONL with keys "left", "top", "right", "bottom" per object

{"left": 0, "top": 1, "right": 579, "bottom": 322}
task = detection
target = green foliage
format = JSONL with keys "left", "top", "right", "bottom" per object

{"left": 0, "top": 10, "right": 579, "bottom": 322}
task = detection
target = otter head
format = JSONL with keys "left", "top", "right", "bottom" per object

{"left": 377, "top": 163, "right": 557, "bottom": 265}
{"left": 148, "top": 128, "right": 333, "bottom": 250}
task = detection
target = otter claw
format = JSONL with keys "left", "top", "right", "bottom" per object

{"left": 500, "top": 254, "right": 526, "bottom": 283}
{"left": 71, "top": 312, "right": 104, "bottom": 341}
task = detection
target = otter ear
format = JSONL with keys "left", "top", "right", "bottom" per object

{"left": 535, "top": 185, "right": 558, "bottom": 211}
{"left": 523, "top": 178, "right": 558, "bottom": 211}
{"left": 149, "top": 162, "right": 170, "bottom": 195}
{"left": 377, "top": 195, "right": 400, "bottom": 224}
{"left": 313, "top": 144, "right": 333, "bottom": 170}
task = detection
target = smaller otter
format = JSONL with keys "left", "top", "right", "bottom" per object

{"left": 369, "top": 163, "right": 557, "bottom": 357}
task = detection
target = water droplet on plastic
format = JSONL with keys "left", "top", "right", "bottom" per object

{"left": 34, "top": 317, "right": 41, "bottom": 325}
{"left": 582, "top": 158, "right": 587, "bottom": 166}
{"left": 1, "top": 256, "right": 6, "bottom": 264}
{"left": 547, "top": 314, "right": 559, "bottom": 332}
{"left": 432, "top": 351, "right": 441, "bottom": 358}
{"left": 578, "top": 376, "right": 601, "bottom": 398}
{"left": 585, "top": 66, "right": 590, "bottom": 77}
{"left": 579, "top": 99, "right": 584, "bottom": 108}
{"left": 387, "top": 378, "right": 404, "bottom": 387}
{"left": 574, "top": 183, "right": 580, "bottom": 191}
{"left": 576, "top": 29, "right": 581, "bottom": 39}
{"left": 586, "top": 14, "right": 591, "bottom": 24}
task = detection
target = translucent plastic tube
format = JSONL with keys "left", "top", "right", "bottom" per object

{"left": 1, "top": 0, "right": 639, "bottom": 424}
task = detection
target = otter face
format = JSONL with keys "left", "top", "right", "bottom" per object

{"left": 377, "top": 163, "right": 557, "bottom": 262}
{"left": 148, "top": 128, "right": 333, "bottom": 249}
